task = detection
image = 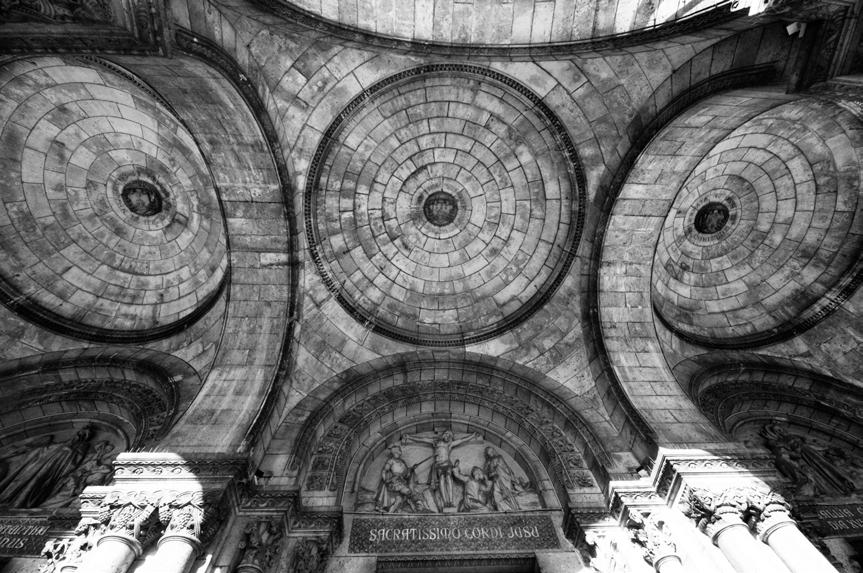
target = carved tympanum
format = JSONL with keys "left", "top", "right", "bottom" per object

{"left": 0, "top": 426, "right": 116, "bottom": 509}
{"left": 761, "top": 422, "right": 859, "bottom": 496}
{"left": 361, "top": 430, "right": 539, "bottom": 514}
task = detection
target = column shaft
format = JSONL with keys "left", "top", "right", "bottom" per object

{"left": 713, "top": 522, "right": 780, "bottom": 573}
{"left": 654, "top": 555, "right": 685, "bottom": 573}
{"left": 146, "top": 534, "right": 200, "bottom": 573}
{"left": 79, "top": 535, "right": 141, "bottom": 573}
{"left": 762, "top": 522, "right": 839, "bottom": 573}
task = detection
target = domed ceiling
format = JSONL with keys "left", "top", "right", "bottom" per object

{"left": 275, "top": 0, "right": 728, "bottom": 45}
{"left": 306, "top": 65, "right": 584, "bottom": 345}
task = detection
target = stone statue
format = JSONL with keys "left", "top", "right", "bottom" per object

{"left": 375, "top": 445, "right": 427, "bottom": 513}
{"left": 43, "top": 440, "right": 116, "bottom": 508}
{"left": 0, "top": 426, "right": 94, "bottom": 508}
{"left": 237, "top": 519, "right": 282, "bottom": 572}
{"left": 401, "top": 430, "right": 480, "bottom": 510}
{"left": 761, "top": 422, "right": 856, "bottom": 495}
{"left": 451, "top": 461, "right": 492, "bottom": 512}
{"left": 483, "top": 446, "right": 528, "bottom": 511}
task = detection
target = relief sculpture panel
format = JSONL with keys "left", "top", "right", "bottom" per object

{"left": 357, "top": 430, "right": 539, "bottom": 514}
{"left": 0, "top": 425, "right": 119, "bottom": 509}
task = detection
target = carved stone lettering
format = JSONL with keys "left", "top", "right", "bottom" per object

{"left": 348, "top": 514, "right": 559, "bottom": 554}
{"left": 0, "top": 517, "right": 52, "bottom": 557}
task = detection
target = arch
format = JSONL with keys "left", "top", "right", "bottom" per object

{"left": 687, "top": 359, "right": 863, "bottom": 447}
{"left": 281, "top": 352, "right": 612, "bottom": 508}
{"left": 0, "top": 348, "right": 193, "bottom": 447}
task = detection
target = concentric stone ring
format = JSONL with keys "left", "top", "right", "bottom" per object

{"left": 0, "top": 57, "right": 228, "bottom": 340}
{"left": 306, "top": 64, "right": 585, "bottom": 346}
{"left": 652, "top": 99, "right": 863, "bottom": 346}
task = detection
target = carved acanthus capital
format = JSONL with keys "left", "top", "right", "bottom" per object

{"left": 236, "top": 519, "right": 284, "bottom": 573}
{"left": 39, "top": 517, "right": 104, "bottom": 572}
{"left": 158, "top": 490, "right": 224, "bottom": 547}
{"left": 96, "top": 490, "right": 162, "bottom": 550}
{"left": 290, "top": 537, "right": 328, "bottom": 573}
{"left": 683, "top": 487, "right": 749, "bottom": 539}
{"left": 628, "top": 510, "right": 677, "bottom": 565}
{"left": 746, "top": 489, "right": 795, "bottom": 539}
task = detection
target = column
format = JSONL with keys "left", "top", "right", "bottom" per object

{"left": 77, "top": 491, "right": 161, "bottom": 573}
{"left": 628, "top": 509, "right": 684, "bottom": 573}
{"left": 751, "top": 491, "right": 839, "bottom": 573}
{"left": 146, "top": 491, "right": 223, "bottom": 573}
{"left": 685, "top": 488, "right": 781, "bottom": 573}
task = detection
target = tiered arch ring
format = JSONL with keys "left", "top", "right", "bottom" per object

{"left": 306, "top": 64, "right": 585, "bottom": 346}
{"left": 0, "top": 57, "right": 228, "bottom": 340}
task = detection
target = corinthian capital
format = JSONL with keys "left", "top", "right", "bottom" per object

{"left": 745, "top": 489, "right": 794, "bottom": 538}
{"left": 628, "top": 510, "right": 677, "bottom": 565}
{"left": 96, "top": 490, "right": 162, "bottom": 549}
{"left": 683, "top": 487, "right": 750, "bottom": 539}
{"left": 158, "top": 490, "right": 224, "bottom": 546}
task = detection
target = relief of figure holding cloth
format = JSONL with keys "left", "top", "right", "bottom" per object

{"left": 484, "top": 446, "right": 530, "bottom": 512}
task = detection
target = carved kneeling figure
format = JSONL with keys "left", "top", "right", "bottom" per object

{"left": 452, "top": 461, "right": 492, "bottom": 512}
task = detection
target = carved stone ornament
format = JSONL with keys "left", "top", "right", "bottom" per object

{"left": 684, "top": 486, "right": 797, "bottom": 541}
{"left": 236, "top": 519, "right": 283, "bottom": 573}
{"left": 761, "top": 422, "right": 859, "bottom": 496}
{"left": 628, "top": 510, "right": 677, "bottom": 565}
{"left": 683, "top": 487, "right": 749, "bottom": 538}
{"left": 0, "top": 0, "right": 113, "bottom": 24}
{"left": 290, "top": 538, "right": 328, "bottom": 573}
{"left": 158, "top": 490, "right": 223, "bottom": 546}
{"left": 362, "top": 431, "right": 537, "bottom": 514}
{"left": 39, "top": 518, "right": 102, "bottom": 572}
{"left": 95, "top": 490, "right": 162, "bottom": 548}
{"left": 0, "top": 425, "right": 116, "bottom": 509}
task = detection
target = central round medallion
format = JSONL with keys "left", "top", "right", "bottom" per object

{"left": 121, "top": 180, "right": 163, "bottom": 217}
{"left": 423, "top": 191, "right": 458, "bottom": 227}
{"left": 694, "top": 202, "right": 730, "bottom": 234}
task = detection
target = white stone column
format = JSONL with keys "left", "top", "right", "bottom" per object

{"left": 80, "top": 534, "right": 142, "bottom": 573}
{"left": 752, "top": 491, "right": 839, "bottom": 573}
{"left": 144, "top": 491, "right": 222, "bottom": 573}
{"left": 686, "top": 488, "right": 783, "bottom": 573}
{"left": 75, "top": 491, "right": 161, "bottom": 573}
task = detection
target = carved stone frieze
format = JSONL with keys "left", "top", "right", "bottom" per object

{"left": 111, "top": 454, "right": 246, "bottom": 482}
